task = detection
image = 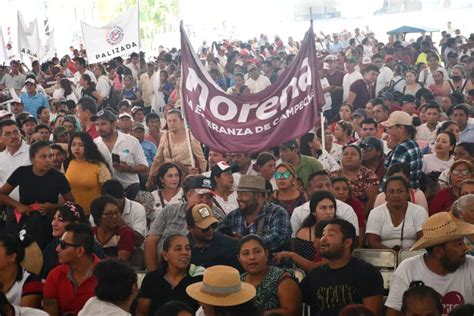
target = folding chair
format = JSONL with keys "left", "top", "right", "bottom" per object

{"left": 353, "top": 249, "right": 397, "bottom": 293}
{"left": 398, "top": 249, "right": 426, "bottom": 265}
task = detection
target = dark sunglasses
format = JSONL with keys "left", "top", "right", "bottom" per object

{"left": 59, "top": 240, "right": 81, "bottom": 250}
{"left": 200, "top": 223, "right": 217, "bottom": 233}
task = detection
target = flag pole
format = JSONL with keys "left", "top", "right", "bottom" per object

{"left": 179, "top": 21, "right": 196, "bottom": 170}
{"left": 137, "top": 0, "right": 141, "bottom": 50}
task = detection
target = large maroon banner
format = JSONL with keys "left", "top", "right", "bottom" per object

{"left": 180, "top": 24, "right": 324, "bottom": 153}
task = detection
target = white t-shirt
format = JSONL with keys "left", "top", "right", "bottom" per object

{"left": 213, "top": 191, "right": 239, "bottom": 215}
{"left": 320, "top": 77, "right": 332, "bottom": 112}
{"left": 422, "top": 154, "right": 454, "bottom": 175}
{"left": 366, "top": 202, "right": 428, "bottom": 249}
{"left": 245, "top": 75, "right": 271, "bottom": 94}
{"left": 385, "top": 254, "right": 474, "bottom": 314}
{"left": 290, "top": 200, "right": 360, "bottom": 237}
{"left": 343, "top": 71, "right": 363, "bottom": 101}
{"left": 417, "top": 123, "right": 438, "bottom": 144}
{"left": 376, "top": 65, "right": 394, "bottom": 96}
{"left": 0, "top": 141, "right": 30, "bottom": 200}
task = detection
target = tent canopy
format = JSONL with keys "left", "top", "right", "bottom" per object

{"left": 387, "top": 26, "right": 439, "bottom": 35}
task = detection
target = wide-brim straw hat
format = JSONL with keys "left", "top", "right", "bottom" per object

{"left": 186, "top": 265, "right": 256, "bottom": 307}
{"left": 410, "top": 212, "right": 474, "bottom": 251}
{"left": 21, "top": 241, "right": 43, "bottom": 275}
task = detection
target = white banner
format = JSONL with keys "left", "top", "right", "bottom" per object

{"left": 0, "top": 26, "right": 8, "bottom": 64}
{"left": 81, "top": 5, "right": 139, "bottom": 64}
{"left": 17, "top": 12, "right": 43, "bottom": 60}
{"left": 41, "top": 30, "right": 56, "bottom": 62}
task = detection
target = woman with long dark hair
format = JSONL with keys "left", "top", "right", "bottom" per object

{"left": 59, "top": 78, "right": 78, "bottom": 103}
{"left": 80, "top": 73, "right": 103, "bottom": 105}
{"left": 273, "top": 192, "right": 335, "bottom": 272}
{"left": 65, "top": 132, "right": 111, "bottom": 216}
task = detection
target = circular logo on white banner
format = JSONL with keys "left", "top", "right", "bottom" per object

{"left": 106, "top": 26, "right": 125, "bottom": 45}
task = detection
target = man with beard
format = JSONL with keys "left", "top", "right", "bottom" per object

{"left": 218, "top": 175, "right": 291, "bottom": 253}
{"left": 386, "top": 212, "right": 474, "bottom": 315}
{"left": 186, "top": 203, "right": 239, "bottom": 269}
{"left": 93, "top": 110, "right": 148, "bottom": 200}
{"left": 300, "top": 218, "right": 384, "bottom": 316}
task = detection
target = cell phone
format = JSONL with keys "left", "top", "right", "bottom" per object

{"left": 112, "top": 153, "right": 120, "bottom": 164}
{"left": 219, "top": 226, "right": 234, "bottom": 237}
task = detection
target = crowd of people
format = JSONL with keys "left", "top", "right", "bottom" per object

{"left": 0, "top": 23, "right": 472, "bottom": 316}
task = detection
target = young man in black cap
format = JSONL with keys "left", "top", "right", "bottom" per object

{"left": 211, "top": 161, "right": 240, "bottom": 215}
{"left": 144, "top": 176, "right": 226, "bottom": 271}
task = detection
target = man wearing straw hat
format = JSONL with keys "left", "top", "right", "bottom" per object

{"left": 218, "top": 175, "right": 292, "bottom": 253}
{"left": 386, "top": 212, "right": 474, "bottom": 316}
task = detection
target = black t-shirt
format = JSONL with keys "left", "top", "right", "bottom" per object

{"left": 138, "top": 267, "right": 203, "bottom": 315}
{"left": 300, "top": 257, "right": 384, "bottom": 316}
{"left": 7, "top": 165, "right": 71, "bottom": 205}
{"left": 188, "top": 232, "right": 241, "bottom": 271}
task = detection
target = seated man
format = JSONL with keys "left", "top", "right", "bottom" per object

{"left": 385, "top": 212, "right": 474, "bottom": 315}
{"left": 300, "top": 218, "right": 384, "bottom": 315}
{"left": 218, "top": 175, "right": 292, "bottom": 253}
{"left": 43, "top": 223, "right": 99, "bottom": 316}
{"left": 186, "top": 203, "right": 240, "bottom": 269}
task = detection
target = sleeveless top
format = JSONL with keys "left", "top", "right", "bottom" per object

{"left": 241, "top": 266, "right": 290, "bottom": 312}
{"left": 294, "top": 226, "right": 317, "bottom": 261}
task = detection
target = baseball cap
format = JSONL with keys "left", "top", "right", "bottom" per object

{"left": 380, "top": 111, "right": 413, "bottom": 127}
{"left": 0, "top": 110, "right": 12, "bottom": 119}
{"left": 400, "top": 94, "right": 415, "bottom": 104}
{"left": 188, "top": 176, "right": 214, "bottom": 195}
{"left": 352, "top": 108, "right": 367, "bottom": 118}
{"left": 280, "top": 139, "right": 299, "bottom": 150}
{"left": 186, "top": 204, "right": 218, "bottom": 229}
{"left": 24, "top": 78, "right": 36, "bottom": 85}
{"left": 53, "top": 126, "right": 68, "bottom": 138}
{"left": 131, "top": 122, "right": 145, "bottom": 131}
{"left": 118, "top": 112, "right": 132, "bottom": 119}
{"left": 211, "top": 161, "right": 239, "bottom": 179}
{"left": 359, "top": 136, "right": 383, "bottom": 151}
{"left": 21, "top": 114, "right": 37, "bottom": 126}
{"left": 11, "top": 98, "right": 22, "bottom": 104}
{"left": 131, "top": 106, "right": 143, "bottom": 114}
{"left": 381, "top": 92, "right": 394, "bottom": 100}
{"left": 345, "top": 56, "right": 357, "bottom": 64}
{"left": 91, "top": 109, "right": 117, "bottom": 122}
{"left": 324, "top": 55, "right": 337, "bottom": 62}
{"left": 362, "top": 56, "right": 372, "bottom": 65}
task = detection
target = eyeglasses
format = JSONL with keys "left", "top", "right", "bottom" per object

{"left": 59, "top": 240, "right": 81, "bottom": 250}
{"left": 102, "top": 210, "right": 120, "bottom": 218}
{"left": 200, "top": 223, "right": 217, "bottom": 233}
{"left": 452, "top": 169, "right": 471, "bottom": 176}
{"left": 274, "top": 171, "right": 292, "bottom": 180}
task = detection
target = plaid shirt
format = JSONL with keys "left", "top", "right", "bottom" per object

{"left": 383, "top": 139, "right": 423, "bottom": 189}
{"left": 218, "top": 203, "right": 292, "bottom": 252}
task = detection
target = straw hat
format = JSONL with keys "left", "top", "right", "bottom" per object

{"left": 186, "top": 265, "right": 256, "bottom": 306}
{"left": 410, "top": 212, "right": 474, "bottom": 251}
{"left": 18, "top": 230, "right": 43, "bottom": 275}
